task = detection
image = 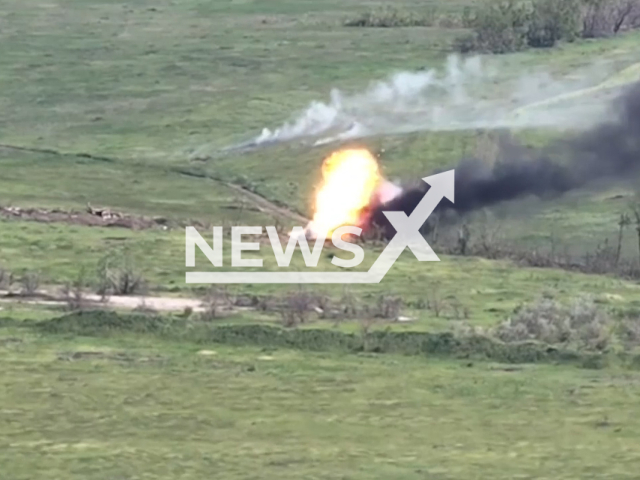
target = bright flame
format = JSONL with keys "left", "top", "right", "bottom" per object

{"left": 307, "top": 148, "right": 381, "bottom": 238}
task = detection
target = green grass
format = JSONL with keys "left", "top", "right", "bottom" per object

{"left": 4, "top": 217, "right": 640, "bottom": 330}
{"left": 3, "top": 1, "right": 640, "bottom": 478}
{"left": 1, "top": 324, "right": 640, "bottom": 479}
{"left": 1, "top": 0, "right": 640, "bottom": 257}
{"left": 1, "top": 0, "right": 640, "bottom": 329}
{"left": 0, "top": 148, "right": 274, "bottom": 224}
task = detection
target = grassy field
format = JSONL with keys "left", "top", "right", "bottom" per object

{"left": 1, "top": 0, "right": 639, "bottom": 246}
{"left": 5, "top": 214, "right": 640, "bottom": 330}
{"left": 1, "top": 0, "right": 640, "bottom": 336}
{"left": 1, "top": 322, "right": 640, "bottom": 480}
{"left": 2, "top": 0, "right": 640, "bottom": 477}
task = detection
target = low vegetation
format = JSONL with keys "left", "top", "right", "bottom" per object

{"left": 61, "top": 270, "right": 88, "bottom": 312}
{"left": 96, "top": 251, "right": 147, "bottom": 297}
{"left": 2, "top": 0, "right": 640, "bottom": 478}
{"left": 343, "top": 5, "right": 471, "bottom": 30}
{"left": 430, "top": 207, "right": 640, "bottom": 281}
{"left": 344, "top": 6, "right": 440, "bottom": 28}
{"left": 33, "top": 295, "right": 640, "bottom": 361}
{"left": 19, "top": 271, "right": 40, "bottom": 296}
{"left": 456, "top": 0, "right": 640, "bottom": 53}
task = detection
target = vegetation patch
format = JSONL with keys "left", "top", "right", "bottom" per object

{"left": 456, "top": 0, "right": 640, "bottom": 53}
{"left": 34, "top": 309, "right": 640, "bottom": 368}
{"left": 344, "top": 7, "right": 439, "bottom": 28}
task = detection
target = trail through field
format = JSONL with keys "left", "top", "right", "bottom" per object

{"left": 0, "top": 147, "right": 308, "bottom": 228}
{"left": 0, "top": 289, "right": 207, "bottom": 313}
{"left": 223, "top": 182, "right": 309, "bottom": 225}
{"left": 511, "top": 62, "right": 640, "bottom": 117}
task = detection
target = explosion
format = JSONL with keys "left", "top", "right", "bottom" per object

{"left": 303, "top": 148, "right": 401, "bottom": 239}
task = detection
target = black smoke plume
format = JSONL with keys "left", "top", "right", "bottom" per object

{"left": 370, "top": 82, "right": 640, "bottom": 237}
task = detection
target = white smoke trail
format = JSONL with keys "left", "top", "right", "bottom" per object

{"left": 238, "top": 55, "right": 621, "bottom": 150}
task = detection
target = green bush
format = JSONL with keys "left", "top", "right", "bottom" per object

{"left": 461, "top": 0, "right": 531, "bottom": 53}
{"left": 494, "top": 295, "right": 612, "bottom": 351}
{"left": 38, "top": 310, "right": 178, "bottom": 336}
{"left": 34, "top": 311, "right": 606, "bottom": 367}
{"left": 455, "top": 0, "right": 583, "bottom": 53}
{"left": 527, "top": 0, "right": 581, "bottom": 47}
{"left": 96, "top": 250, "right": 147, "bottom": 296}
{"left": 344, "top": 6, "right": 436, "bottom": 28}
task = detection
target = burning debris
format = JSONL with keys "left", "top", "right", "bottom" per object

{"left": 297, "top": 148, "right": 401, "bottom": 240}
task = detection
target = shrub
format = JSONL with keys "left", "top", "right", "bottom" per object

{"left": 61, "top": 270, "right": 88, "bottom": 311}
{"left": 0, "top": 268, "right": 12, "bottom": 291}
{"left": 527, "top": 0, "right": 582, "bottom": 47}
{"left": 199, "top": 287, "right": 231, "bottom": 321}
{"left": 460, "top": 0, "right": 531, "bottom": 54}
{"left": 494, "top": 295, "right": 612, "bottom": 351}
{"left": 344, "top": 7, "right": 436, "bottom": 28}
{"left": 454, "top": 0, "right": 584, "bottom": 53}
{"left": 279, "top": 290, "right": 315, "bottom": 327}
{"left": 452, "top": 33, "right": 480, "bottom": 53}
{"left": 256, "top": 294, "right": 278, "bottom": 312}
{"left": 96, "top": 251, "right": 147, "bottom": 296}
{"left": 618, "top": 316, "right": 640, "bottom": 350}
{"left": 370, "top": 295, "right": 403, "bottom": 320}
{"left": 19, "top": 271, "right": 40, "bottom": 296}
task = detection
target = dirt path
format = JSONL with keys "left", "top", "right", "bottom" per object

{"left": 0, "top": 290, "right": 206, "bottom": 313}
{"left": 511, "top": 62, "right": 640, "bottom": 117}
{"left": 223, "top": 182, "right": 308, "bottom": 225}
{"left": 1, "top": 145, "right": 308, "bottom": 229}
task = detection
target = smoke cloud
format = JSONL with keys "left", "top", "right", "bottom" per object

{"left": 369, "top": 82, "right": 640, "bottom": 236}
{"left": 241, "top": 56, "right": 620, "bottom": 150}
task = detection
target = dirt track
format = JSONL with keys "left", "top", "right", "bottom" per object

{"left": 0, "top": 289, "right": 206, "bottom": 313}
{"left": 224, "top": 182, "right": 308, "bottom": 225}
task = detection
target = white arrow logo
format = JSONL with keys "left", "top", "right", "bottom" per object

{"left": 186, "top": 170, "right": 454, "bottom": 284}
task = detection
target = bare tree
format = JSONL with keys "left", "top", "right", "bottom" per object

{"left": 62, "top": 270, "right": 88, "bottom": 311}
{"left": 582, "top": 0, "right": 640, "bottom": 37}
{"left": 613, "top": 0, "right": 639, "bottom": 32}
{"left": 631, "top": 204, "right": 640, "bottom": 262}
{"left": 616, "top": 213, "right": 631, "bottom": 266}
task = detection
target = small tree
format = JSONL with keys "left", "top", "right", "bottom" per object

{"left": 527, "top": 0, "right": 582, "bottom": 47}
{"left": 62, "top": 269, "right": 88, "bottom": 311}
{"left": 20, "top": 271, "right": 40, "bottom": 296}
{"left": 469, "top": 0, "right": 531, "bottom": 53}
{"left": 582, "top": 0, "right": 640, "bottom": 37}
{"left": 96, "top": 250, "right": 146, "bottom": 296}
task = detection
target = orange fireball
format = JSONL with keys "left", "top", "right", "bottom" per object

{"left": 306, "top": 148, "right": 382, "bottom": 238}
